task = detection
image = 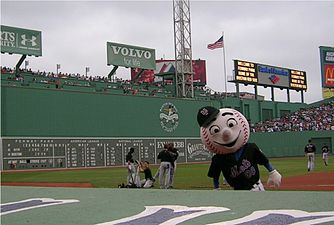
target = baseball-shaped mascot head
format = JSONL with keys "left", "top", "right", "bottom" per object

{"left": 197, "top": 106, "right": 250, "bottom": 154}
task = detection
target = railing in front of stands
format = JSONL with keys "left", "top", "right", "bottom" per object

{"left": 1, "top": 66, "right": 210, "bottom": 99}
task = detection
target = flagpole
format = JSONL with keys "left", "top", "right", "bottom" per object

{"left": 222, "top": 31, "right": 228, "bottom": 96}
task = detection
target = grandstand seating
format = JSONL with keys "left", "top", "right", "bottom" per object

{"left": 1, "top": 66, "right": 200, "bottom": 99}
{"left": 252, "top": 98, "right": 334, "bottom": 132}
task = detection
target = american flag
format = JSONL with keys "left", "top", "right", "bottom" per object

{"left": 207, "top": 35, "right": 224, "bottom": 50}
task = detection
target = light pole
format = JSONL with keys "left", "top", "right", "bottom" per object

{"left": 24, "top": 60, "right": 29, "bottom": 70}
{"left": 56, "top": 64, "right": 61, "bottom": 74}
{"left": 85, "top": 67, "right": 90, "bottom": 76}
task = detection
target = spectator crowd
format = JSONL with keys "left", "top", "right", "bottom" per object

{"left": 1, "top": 65, "right": 175, "bottom": 97}
{"left": 252, "top": 101, "right": 334, "bottom": 132}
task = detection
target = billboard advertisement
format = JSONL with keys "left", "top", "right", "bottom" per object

{"left": 257, "top": 65, "right": 290, "bottom": 88}
{"left": 131, "top": 59, "right": 207, "bottom": 84}
{"left": 322, "top": 88, "right": 334, "bottom": 99}
{"left": 1, "top": 25, "right": 42, "bottom": 56}
{"left": 233, "top": 59, "right": 307, "bottom": 90}
{"left": 320, "top": 46, "right": 334, "bottom": 88}
{"left": 107, "top": 42, "right": 156, "bottom": 70}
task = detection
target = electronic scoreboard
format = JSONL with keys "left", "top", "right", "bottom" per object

{"left": 233, "top": 59, "right": 307, "bottom": 91}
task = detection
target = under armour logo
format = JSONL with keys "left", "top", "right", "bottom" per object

{"left": 21, "top": 34, "right": 37, "bottom": 46}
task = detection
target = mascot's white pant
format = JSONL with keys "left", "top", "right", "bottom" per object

{"left": 251, "top": 180, "right": 265, "bottom": 191}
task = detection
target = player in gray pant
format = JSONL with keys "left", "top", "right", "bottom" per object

{"left": 157, "top": 147, "right": 173, "bottom": 189}
{"left": 167, "top": 143, "right": 179, "bottom": 189}
{"left": 304, "top": 139, "right": 316, "bottom": 171}
{"left": 322, "top": 143, "right": 330, "bottom": 166}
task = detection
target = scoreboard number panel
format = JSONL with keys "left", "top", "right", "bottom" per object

{"left": 1, "top": 138, "right": 210, "bottom": 170}
{"left": 290, "top": 70, "right": 307, "bottom": 90}
{"left": 234, "top": 60, "right": 258, "bottom": 84}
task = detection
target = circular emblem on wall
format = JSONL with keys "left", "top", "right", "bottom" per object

{"left": 159, "top": 102, "right": 179, "bottom": 132}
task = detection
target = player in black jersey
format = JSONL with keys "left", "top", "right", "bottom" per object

{"left": 125, "top": 147, "right": 138, "bottom": 187}
{"left": 321, "top": 143, "right": 329, "bottom": 166}
{"left": 198, "top": 106, "right": 281, "bottom": 191}
{"left": 138, "top": 161, "right": 154, "bottom": 188}
{"left": 304, "top": 139, "right": 316, "bottom": 171}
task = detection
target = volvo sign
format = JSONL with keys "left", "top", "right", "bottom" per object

{"left": 107, "top": 42, "right": 156, "bottom": 70}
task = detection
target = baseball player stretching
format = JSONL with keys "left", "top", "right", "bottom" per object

{"left": 304, "top": 139, "right": 316, "bottom": 171}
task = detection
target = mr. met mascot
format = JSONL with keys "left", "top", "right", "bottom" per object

{"left": 197, "top": 106, "right": 282, "bottom": 191}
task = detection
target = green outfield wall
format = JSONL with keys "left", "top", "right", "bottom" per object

{"left": 219, "top": 97, "right": 306, "bottom": 123}
{"left": 1, "top": 82, "right": 332, "bottom": 171}
{"left": 251, "top": 130, "right": 334, "bottom": 157}
{"left": 1, "top": 84, "right": 306, "bottom": 137}
{"left": 1, "top": 85, "right": 218, "bottom": 137}
{"left": 1, "top": 131, "right": 332, "bottom": 170}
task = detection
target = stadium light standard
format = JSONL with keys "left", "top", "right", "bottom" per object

{"left": 85, "top": 67, "right": 90, "bottom": 76}
{"left": 56, "top": 64, "right": 61, "bottom": 74}
{"left": 24, "top": 60, "right": 29, "bottom": 70}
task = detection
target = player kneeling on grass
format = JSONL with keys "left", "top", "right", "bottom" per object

{"left": 197, "top": 106, "right": 282, "bottom": 191}
{"left": 138, "top": 161, "right": 154, "bottom": 188}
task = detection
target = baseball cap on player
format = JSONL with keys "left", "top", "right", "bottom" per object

{"left": 197, "top": 106, "right": 220, "bottom": 127}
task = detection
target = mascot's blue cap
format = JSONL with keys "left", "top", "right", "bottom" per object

{"left": 197, "top": 106, "right": 219, "bottom": 127}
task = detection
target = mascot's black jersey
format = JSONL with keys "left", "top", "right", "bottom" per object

{"left": 209, "top": 143, "right": 269, "bottom": 190}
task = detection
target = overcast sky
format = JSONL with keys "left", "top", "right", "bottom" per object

{"left": 1, "top": 0, "right": 334, "bottom": 103}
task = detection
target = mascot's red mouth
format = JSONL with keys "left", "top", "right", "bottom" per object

{"left": 214, "top": 130, "right": 241, "bottom": 148}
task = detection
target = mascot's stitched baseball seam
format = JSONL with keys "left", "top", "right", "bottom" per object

{"left": 197, "top": 106, "right": 282, "bottom": 191}
{"left": 235, "top": 111, "right": 249, "bottom": 145}
{"left": 202, "top": 127, "right": 218, "bottom": 153}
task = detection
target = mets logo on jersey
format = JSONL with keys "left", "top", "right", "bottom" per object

{"left": 159, "top": 102, "right": 179, "bottom": 132}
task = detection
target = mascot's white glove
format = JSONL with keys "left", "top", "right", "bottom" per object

{"left": 267, "top": 169, "right": 282, "bottom": 188}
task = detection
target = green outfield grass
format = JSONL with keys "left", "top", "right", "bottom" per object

{"left": 1, "top": 156, "right": 332, "bottom": 189}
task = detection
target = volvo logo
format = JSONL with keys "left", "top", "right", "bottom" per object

{"left": 110, "top": 45, "right": 152, "bottom": 59}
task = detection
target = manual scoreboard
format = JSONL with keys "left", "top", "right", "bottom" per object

{"left": 0, "top": 138, "right": 212, "bottom": 170}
